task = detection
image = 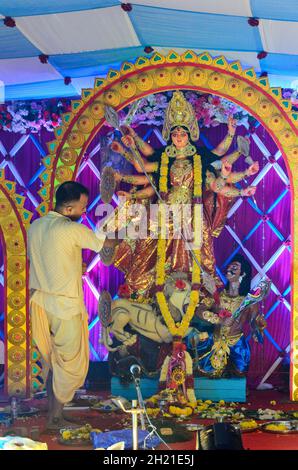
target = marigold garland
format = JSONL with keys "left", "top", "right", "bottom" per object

{"left": 193, "top": 154, "right": 202, "bottom": 198}
{"left": 159, "top": 152, "right": 169, "bottom": 192}
{"left": 156, "top": 152, "right": 203, "bottom": 337}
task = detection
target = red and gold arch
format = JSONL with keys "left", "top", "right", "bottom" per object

{"left": 0, "top": 169, "right": 32, "bottom": 397}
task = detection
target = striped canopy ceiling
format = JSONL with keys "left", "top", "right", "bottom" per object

{"left": 0, "top": 0, "right": 297, "bottom": 100}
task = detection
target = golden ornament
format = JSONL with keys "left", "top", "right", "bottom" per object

{"left": 162, "top": 90, "right": 199, "bottom": 142}
{"left": 77, "top": 115, "right": 95, "bottom": 134}
{"left": 8, "top": 364, "right": 26, "bottom": 382}
{"left": 2, "top": 217, "right": 19, "bottom": 235}
{"left": 7, "top": 327, "right": 26, "bottom": 346}
{"left": 6, "top": 236, "right": 25, "bottom": 255}
{"left": 120, "top": 80, "right": 137, "bottom": 98}
{"left": 7, "top": 292, "right": 26, "bottom": 309}
{"left": 90, "top": 101, "right": 105, "bottom": 120}
{"left": 60, "top": 147, "right": 78, "bottom": 166}
{"left": 7, "top": 310, "right": 26, "bottom": 327}
{"left": 8, "top": 346, "right": 26, "bottom": 363}
{"left": 172, "top": 68, "right": 189, "bottom": 85}
{"left": 104, "top": 90, "right": 121, "bottom": 107}
{"left": 190, "top": 69, "right": 207, "bottom": 86}
{"left": 136, "top": 73, "right": 153, "bottom": 91}
{"left": 171, "top": 367, "right": 186, "bottom": 385}
{"left": 208, "top": 72, "right": 225, "bottom": 90}
{"left": 9, "top": 383, "right": 26, "bottom": 396}
{"left": 242, "top": 87, "right": 259, "bottom": 105}
{"left": 227, "top": 79, "right": 242, "bottom": 96}
{"left": 56, "top": 166, "right": 73, "bottom": 182}
{"left": 258, "top": 100, "right": 273, "bottom": 117}
{"left": 287, "top": 146, "right": 298, "bottom": 160}
{"left": 0, "top": 198, "right": 12, "bottom": 217}
{"left": 7, "top": 256, "right": 25, "bottom": 274}
{"left": 67, "top": 130, "right": 85, "bottom": 149}
{"left": 269, "top": 114, "right": 285, "bottom": 132}
{"left": 154, "top": 69, "right": 171, "bottom": 87}
{"left": 8, "top": 274, "right": 26, "bottom": 292}
{"left": 279, "top": 128, "right": 295, "bottom": 146}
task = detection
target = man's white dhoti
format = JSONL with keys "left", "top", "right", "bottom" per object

{"left": 28, "top": 210, "right": 106, "bottom": 403}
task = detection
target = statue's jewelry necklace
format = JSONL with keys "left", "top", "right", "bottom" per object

{"left": 165, "top": 143, "right": 196, "bottom": 158}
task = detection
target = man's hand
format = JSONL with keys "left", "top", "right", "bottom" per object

{"left": 82, "top": 262, "right": 87, "bottom": 275}
{"left": 103, "top": 236, "right": 121, "bottom": 250}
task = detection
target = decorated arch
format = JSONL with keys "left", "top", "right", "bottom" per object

{"left": 2, "top": 50, "right": 297, "bottom": 399}
{"left": 38, "top": 50, "right": 298, "bottom": 400}
{"left": 0, "top": 170, "right": 32, "bottom": 397}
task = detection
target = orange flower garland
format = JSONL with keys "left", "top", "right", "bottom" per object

{"left": 156, "top": 152, "right": 202, "bottom": 337}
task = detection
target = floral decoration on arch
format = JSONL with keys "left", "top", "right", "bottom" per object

{"left": 118, "top": 89, "right": 298, "bottom": 130}
{"left": 0, "top": 98, "right": 72, "bottom": 134}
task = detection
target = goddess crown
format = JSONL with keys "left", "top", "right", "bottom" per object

{"left": 162, "top": 90, "right": 199, "bottom": 142}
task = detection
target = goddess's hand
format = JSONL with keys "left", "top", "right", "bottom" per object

{"left": 241, "top": 186, "right": 256, "bottom": 197}
{"left": 121, "top": 135, "right": 136, "bottom": 148}
{"left": 113, "top": 171, "right": 122, "bottom": 183}
{"left": 111, "top": 141, "right": 124, "bottom": 154}
{"left": 228, "top": 116, "right": 237, "bottom": 135}
{"left": 202, "top": 272, "right": 217, "bottom": 295}
{"left": 117, "top": 190, "right": 132, "bottom": 199}
{"left": 246, "top": 161, "right": 259, "bottom": 176}
{"left": 221, "top": 159, "right": 232, "bottom": 177}
{"left": 121, "top": 125, "right": 137, "bottom": 138}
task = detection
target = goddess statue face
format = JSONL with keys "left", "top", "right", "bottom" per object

{"left": 170, "top": 126, "right": 189, "bottom": 150}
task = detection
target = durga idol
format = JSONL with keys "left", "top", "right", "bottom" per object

{"left": 109, "top": 91, "right": 259, "bottom": 305}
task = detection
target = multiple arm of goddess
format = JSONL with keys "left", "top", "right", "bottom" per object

{"left": 111, "top": 118, "right": 258, "bottom": 200}
{"left": 114, "top": 171, "right": 156, "bottom": 200}
{"left": 210, "top": 116, "right": 237, "bottom": 156}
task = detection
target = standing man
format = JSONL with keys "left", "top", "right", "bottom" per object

{"left": 28, "top": 181, "right": 118, "bottom": 430}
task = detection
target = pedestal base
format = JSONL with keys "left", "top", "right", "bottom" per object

{"left": 194, "top": 377, "right": 246, "bottom": 402}
{"left": 111, "top": 377, "right": 159, "bottom": 400}
{"left": 111, "top": 376, "right": 247, "bottom": 402}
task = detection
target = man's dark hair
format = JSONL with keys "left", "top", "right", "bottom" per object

{"left": 55, "top": 181, "right": 89, "bottom": 208}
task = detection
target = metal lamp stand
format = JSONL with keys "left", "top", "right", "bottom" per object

{"left": 117, "top": 399, "right": 145, "bottom": 450}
